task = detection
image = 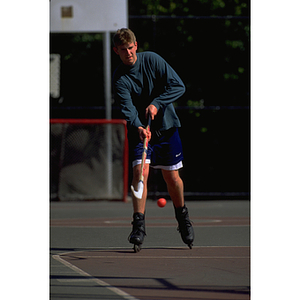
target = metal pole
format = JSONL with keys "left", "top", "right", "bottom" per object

{"left": 104, "top": 31, "right": 112, "bottom": 120}
{"left": 103, "top": 31, "right": 112, "bottom": 197}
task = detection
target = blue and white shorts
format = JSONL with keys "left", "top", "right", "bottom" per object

{"left": 129, "top": 127, "right": 184, "bottom": 171}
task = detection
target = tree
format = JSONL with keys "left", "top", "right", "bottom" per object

{"left": 128, "top": 0, "right": 250, "bottom": 108}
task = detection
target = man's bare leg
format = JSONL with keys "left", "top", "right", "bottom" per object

{"left": 162, "top": 169, "right": 194, "bottom": 247}
{"left": 128, "top": 163, "right": 150, "bottom": 250}
{"left": 131, "top": 163, "right": 150, "bottom": 213}
{"left": 161, "top": 169, "right": 184, "bottom": 208}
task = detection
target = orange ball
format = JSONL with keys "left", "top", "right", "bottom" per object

{"left": 157, "top": 198, "right": 167, "bottom": 208}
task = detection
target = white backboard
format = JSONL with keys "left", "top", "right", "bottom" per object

{"left": 50, "top": 0, "right": 128, "bottom": 32}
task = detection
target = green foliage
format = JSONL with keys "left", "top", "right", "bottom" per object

{"left": 129, "top": 0, "right": 250, "bottom": 110}
{"left": 129, "top": 0, "right": 249, "bottom": 17}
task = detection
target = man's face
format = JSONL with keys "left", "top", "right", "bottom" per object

{"left": 113, "top": 42, "right": 138, "bottom": 66}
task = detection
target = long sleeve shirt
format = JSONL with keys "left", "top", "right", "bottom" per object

{"left": 113, "top": 52, "right": 185, "bottom": 132}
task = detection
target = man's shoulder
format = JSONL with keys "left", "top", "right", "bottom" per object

{"left": 138, "top": 51, "right": 163, "bottom": 60}
{"left": 138, "top": 51, "right": 166, "bottom": 66}
{"left": 113, "top": 62, "right": 129, "bottom": 81}
{"left": 112, "top": 64, "right": 123, "bottom": 81}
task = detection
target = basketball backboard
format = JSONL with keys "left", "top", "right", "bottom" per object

{"left": 50, "top": 0, "right": 128, "bottom": 32}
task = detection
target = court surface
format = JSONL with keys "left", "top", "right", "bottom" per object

{"left": 50, "top": 200, "right": 250, "bottom": 300}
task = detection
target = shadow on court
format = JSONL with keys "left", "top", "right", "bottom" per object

{"left": 50, "top": 200, "right": 250, "bottom": 300}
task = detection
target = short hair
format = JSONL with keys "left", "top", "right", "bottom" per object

{"left": 113, "top": 28, "right": 136, "bottom": 47}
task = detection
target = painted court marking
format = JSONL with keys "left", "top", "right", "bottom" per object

{"left": 57, "top": 246, "right": 250, "bottom": 258}
{"left": 50, "top": 216, "right": 249, "bottom": 227}
{"left": 52, "top": 254, "right": 141, "bottom": 300}
{"left": 59, "top": 255, "right": 248, "bottom": 259}
{"left": 53, "top": 246, "right": 249, "bottom": 300}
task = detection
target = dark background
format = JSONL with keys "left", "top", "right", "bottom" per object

{"left": 50, "top": 0, "right": 250, "bottom": 199}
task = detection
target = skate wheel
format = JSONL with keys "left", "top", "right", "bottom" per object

{"left": 133, "top": 244, "right": 141, "bottom": 253}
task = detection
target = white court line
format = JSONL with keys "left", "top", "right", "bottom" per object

{"left": 60, "top": 255, "right": 249, "bottom": 259}
{"left": 54, "top": 246, "right": 250, "bottom": 258}
{"left": 55, "top": 245, "right": 249, "bottom": 257}
{"left": 52, "top": 254, "right": 140, "bottom": 300}
{"left": 56, "top": 246, "right": 249, "bottom": 259}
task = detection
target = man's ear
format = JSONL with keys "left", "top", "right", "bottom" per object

{"left": 113, "top": 47, "right": 119, "bottom": 55}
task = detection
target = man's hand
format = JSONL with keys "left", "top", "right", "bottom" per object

{"left": 137, "top": 104, "right": 157, "bottom": 141}
{"left": 145, "top": 104, "right": 158, "bottom": 121}
{"left": 138, "top": 126, "right": 151, "bottom": 142}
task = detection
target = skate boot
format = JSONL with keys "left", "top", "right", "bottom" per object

{"left": 128, "top": 212, "right": 146, "bottom": 252}
{"left": 174, "top": 205, "right": 194, "bottom": 249}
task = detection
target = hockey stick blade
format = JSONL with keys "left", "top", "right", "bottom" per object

{"left": 131, "top": 181, "right": 144, "bottom": 199}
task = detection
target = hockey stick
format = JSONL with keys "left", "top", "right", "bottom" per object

{"left": 131, "top": 116, "right": 151, "bottom": 199}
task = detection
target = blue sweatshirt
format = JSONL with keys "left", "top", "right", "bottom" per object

{"left": 113, "top": 52, "right": 185, "bottom": 132}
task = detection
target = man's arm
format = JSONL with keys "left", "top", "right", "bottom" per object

{"left": 150, "top": 54, "right": 186, "bottom": 110}
{"left": 114, "top": 80, "right": 143, "bottom": 129}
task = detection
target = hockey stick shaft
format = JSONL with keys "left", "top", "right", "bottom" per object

{"left": 139, "top": 116, "right": 151, "bottom": 182}
{"left": 131, "top": 116, "right": 151, "bottom": 199}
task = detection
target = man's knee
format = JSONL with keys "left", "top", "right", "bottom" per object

{"left": 162, "top": 170, "right": 182, "bottom": 185}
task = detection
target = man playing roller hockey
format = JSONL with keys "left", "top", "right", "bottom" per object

{"left": 112, "top": 28, "right": 194, "bottom": 251}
